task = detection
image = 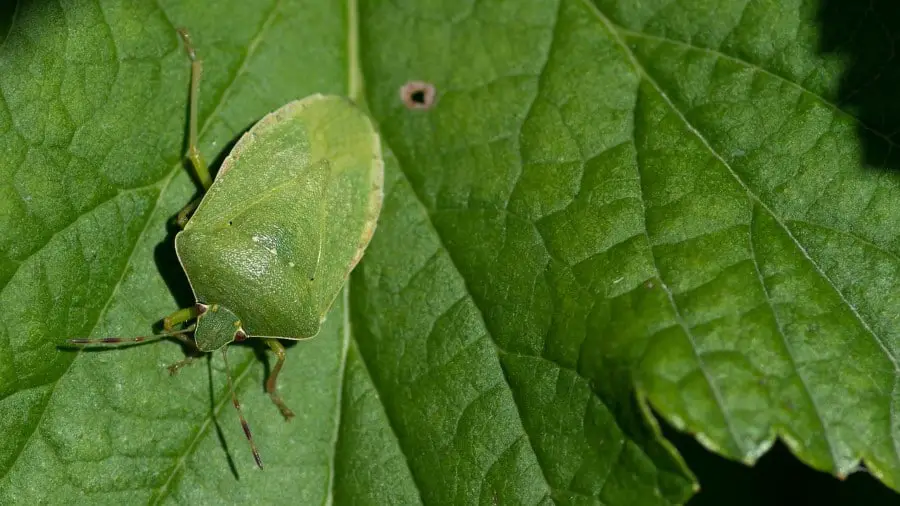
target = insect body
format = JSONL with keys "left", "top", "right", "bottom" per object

{"left": 67, "top": 30, "right": 383, "bottom": 468}
{"left": 175, "top": 95, "right": 382, "bottom": 343}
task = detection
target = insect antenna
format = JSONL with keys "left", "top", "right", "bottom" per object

{"left": 221, "top": 346, "right": 263, "bottom": 469}
{"left": 66, "top": 326, "right": 196, "bottom": 347}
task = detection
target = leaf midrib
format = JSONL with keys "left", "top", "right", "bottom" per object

{"left": 147, "top": 355, "right": 256, "bottom": 506}
{"left": 345, "top": 0, "right": 665, "bottom": 502}
{"left": 323, "top": 0, "right": 428, "bottom": 503}
{"left": 342, "top": 0, "right": 707, "bottom": 502}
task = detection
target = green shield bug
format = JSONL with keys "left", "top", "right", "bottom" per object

{"left": 66, "top": 30, "right": 383, "bottom": 468}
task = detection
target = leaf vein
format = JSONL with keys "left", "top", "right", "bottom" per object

{"left": 148, "top": 356, "right": 257, "bottom": 505}
{"left": 613, "top": 26, "right": 900, "bottom": 150}
{"left": 0, "top": 180, "right": 162, "bottom": 483}
{"left": 0, "top": 184, "right": 162, "bottom": 294}
{"left": 588, "top": 0, "right": 900, "bottom": 372}
{"left": 324, "top": 288, "right": 351, "bottom": 506}
{"left": 748, "top": 208, "right": 839, "bottom": 468}
{"left": 383, "top": 162, "right": 557, "bottom": 501}
{"left": 591, "top": 15, "right": 746, "bottom": 454}
{"left": 787, "top": 219, "right": 900, "bottom": 265}
{"left": 589, "top": 0, "right": 900, "bottom": 465}
{"left": 146, "top": 0, "right": 288, "bottom": 498}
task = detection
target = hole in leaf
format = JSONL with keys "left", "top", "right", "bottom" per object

{"left": 400, "top": 81, "right": 436, "bottom": 110}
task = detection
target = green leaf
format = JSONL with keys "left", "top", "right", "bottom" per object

{"left": 1, "top": 0, "right": 898, "bottom": 504}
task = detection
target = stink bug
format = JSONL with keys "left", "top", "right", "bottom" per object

{"left": 66, "top": 29, "right": 383, "bottom": 468}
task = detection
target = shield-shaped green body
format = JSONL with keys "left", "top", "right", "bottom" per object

{"left": 175, "top": 94, "right": 382, "bottom": 340}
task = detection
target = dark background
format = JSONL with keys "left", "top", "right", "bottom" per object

{"left": 671, "top": 421, "right": 900, "bottom": 505}
{"left": 817, "top": 0, "right": 900, "bottom": 172}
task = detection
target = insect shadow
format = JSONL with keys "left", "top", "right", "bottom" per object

{"left": 205, "top": 354, "right": 240, "bottom": 479}
{"left": 817, "top": 0, "right": 900, "bottom": 172}
{"left": 152, "top": 112, "right": 249, "bottom": 311}
{"left": 151, "top": 120, "right": 301, "bottom": 471}
{"left": 152, "top": 122, "right": 300, "bottom": 341}
{"left": 203, "top": 337, "right": 292, "bottom": 479}
{"left": 152, "top": 128, "right": 246, "bottom": 465}
{"left": 190, "top": 310, "right": 297, "bottom": 478}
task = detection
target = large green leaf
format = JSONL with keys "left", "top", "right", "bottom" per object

{"left": 1, "top": 0, "right": 898, "bottom": 504}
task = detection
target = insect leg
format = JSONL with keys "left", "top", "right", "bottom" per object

{"left": 163, "top": 305, "right": 201, "bottom": 332}
{"left": 66, "top": 335, "right": 169, "bottom": 347}
{"left": 221, "top": 346, "right": 263, "bottom": 468}
{"left": 65, "top": 326, "right": 194, "bottom": 348}
{"left": 177, "top": 28, "right": 213, "bottom": 190}
{"left": 167, "top": 355, "right": 199, "bottom": 375}
{"left": 264, "top": 338, "right": 296, "bottom": 420}
{"left": 163, "top": 329, "right": 204, "bottom": 375}
{"left": 175, "top": 196, "right": 202, "bottom": 229}
{"left": 160, "top": 307, "right": 205, "bottom": 374}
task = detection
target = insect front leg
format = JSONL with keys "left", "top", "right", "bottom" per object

{"left": 175, "top": 196, "right": 202, "bottom": 229}
{"left": 161, "top": 305, "right": 204, "bottom": 374}
{"left": 163, "top": 305, "right": 201, "bottom": 332}
{"left": 177, "top": 29, "right": 213, "bottom": 191}
{"left": 264, "top": 338, "right": 296, "bottom": 420}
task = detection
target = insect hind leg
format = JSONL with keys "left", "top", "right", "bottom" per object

{"left": 264, "top": 338, "right": 295, "bottom": 420}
